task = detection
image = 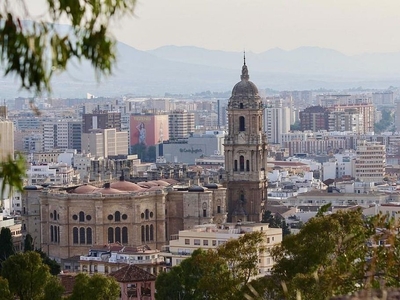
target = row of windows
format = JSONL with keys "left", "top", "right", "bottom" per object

{"left": 234, "top": 156, "right": 250, "bottom": 172}
{"left": 50, "top": 225, "right": 60, "bottom": 244}
{"left": 184, "top": 239, "right": 226, "bottom": 246}
{"left": 72, "top": 210, "right": 152, "bottom": 222}
{"left": 108, "top": 227, "right": 128, "bottom": 244}
{"left": 73, "top": 227, "right": 92, "bottom": 245}
{"left": 141, "top": 225, "right": 154, "bottom": 242}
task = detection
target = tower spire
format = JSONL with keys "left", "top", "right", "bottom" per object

{"left": 241, "top": 51, "right": 249, "bottom": 81}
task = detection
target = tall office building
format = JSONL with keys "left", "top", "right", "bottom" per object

{"left": 0, "top": 119, "right": 14, "bottom": 161}
{"left": 82, "top": 110, "right": 121, "bottom": 133}
{"left": 224, "top": 59, "right": 268, "bottom": 222}
{"left": 168, "top": 110, "right": 195, "bottom": 139}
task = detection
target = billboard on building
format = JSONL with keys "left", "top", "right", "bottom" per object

{"left": 130, "top": 114, "right": 169, "bottom": 146}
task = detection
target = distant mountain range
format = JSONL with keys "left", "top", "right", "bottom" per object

{"left": 3, "top": 43, "right": 400, "bottom": 99}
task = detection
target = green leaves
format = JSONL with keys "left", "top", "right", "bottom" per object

{"left": 0, "top": 153, "right": 25, "bottom": 198}
{"left": 0, "top": 0, "right": 136, "bottom": 95}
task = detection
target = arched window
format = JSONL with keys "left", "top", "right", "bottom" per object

{"left": 150, "top": 225, "right": 154, "bottom": 241}
{"left": 108, "top": 227, "right": 114, "bottom": 243}
{"left": 79, "top": 211, "right": 85, "bottom": 222}
{"left": 234, "top": 160, "right": 238, "bottom": 171}
{"left": 54, "top": 226, "right": 58, "bottom": 243}
{"left": 73, "top": 227, "right": 78, "bottom": 244}
{"left": 50, "top": 225, "right": 54, "bottom": 242}
{"left": 145, "top": 209, "right": 149, "bottom": 220}
{"left": 141, "top": 226, "right": 145, "bottom": 242}
{"left": 115, "top": 211, "right": 121, "bottom": 222}
{"left": 57, "top": 226, "right": 60, "bottom": 243}
{"left": 86, "top": 228, "right": 92, "bottom": 244}
{"left": 239, "top": 116, "right": 245, "bottom": 131}
{"left": 146, "top": 225, "right": 150, "bottom": 242}
{"left": 239, "top": 103, "right": 244, "bottom": 109}
{"left": 240, "top": 156, "right": 245, "bottom": 172}
{"left": 115, "top": 227, "right": 121, "bottom": 243}
{"left": 246, "top": 160, "right": 250, "bottom": 171}
{"left": 79, "top": 227, "right": 85, "bottom": 244}
{"left": 53, "top": 210, "right": 57, "bottom": 220}
{"left": 217, "top": 206, "right": 221, "bottom": 214}
{"left": 122, "top": 227, "right": 128, "bottom": 244}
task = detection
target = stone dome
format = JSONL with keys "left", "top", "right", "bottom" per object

{"left": 110, "top": 180, "right": 144, "bottom": 192}
{"left": 204, "top": 183, "right": 219, "bottom": 189}
{"left": 72, "top": 184, "right": 96, "bottom": 194}
{"left": 231, "top": 61, "right": 259, "bottom": 98}
{"left": 92, "top": 187, "right": 128, "bottom": 195}
{"left": 154, "top": 180, "right": 170, "bottom": 187}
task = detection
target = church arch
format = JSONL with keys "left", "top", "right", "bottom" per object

{"left": 239, "top": 116, "right": 245, "bottom": 131}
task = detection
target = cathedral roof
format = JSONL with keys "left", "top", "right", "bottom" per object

{"left": 110, "top": 180, "right": 144, "bottom": 192}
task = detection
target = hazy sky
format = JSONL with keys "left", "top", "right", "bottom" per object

{"left": 28, "top": 0, "right": 400, "bottom": 55}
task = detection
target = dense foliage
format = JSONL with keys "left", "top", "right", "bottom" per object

{"left": 156, "top": 231, "right": 265, "bottom": 300}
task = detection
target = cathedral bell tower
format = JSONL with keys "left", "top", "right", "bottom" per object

{"left": 224, "top": 56, "right": 268, "bottom": 222}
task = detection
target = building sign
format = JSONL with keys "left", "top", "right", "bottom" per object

{"left": 179, "top": 147, "right": 203, "bottom": 154}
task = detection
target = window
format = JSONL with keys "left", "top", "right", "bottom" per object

{"left": 150, "top": 224, "right": 154, "bottom": 241}
{"left": 79, "top": 211, "right": 85, "bottom": 222}
{"left": 240, "top": 103, "right": 244, "bottom": 109}
{"left": 212, "top": 240, "right": 216, "bottom": 246}
{"left": 115, "top": 227, "right": 121, "bottom": 243}
{"left": 240, "top": 156, "right": 244, "bottom": 171}
{"left": 73, "top": 227, "right": 78, "bottom": 244}
{"left": 86, "top": 228, "right": 92, "bottom": 244}
{"left": 146, "top": 225, "right": 150, "bottom": 241}
{"left": 50, "top": 225, "right": 54, "bottom": 242}
{"left": 145, "top": 209, "right": 149, "bottom": 220}
{"left": 115, "top": 211, "right": 121, "bottom": 222}
{"left": 80, "top": 227, "right": 85, "bottom": 244}
{"left": 122, "top": 227, "right": 128, "bottom": 244}
{"left": 194, "top": 239, "right": 200, "bottom": 246}
{"left": 217, "top": 206, "right": 221, "bottom": 214}
{"left": 108, "top": 227, "right": 114, "bottom": 243}
{"left": 203, "top": 240, "right": 209, "bottom": 246}
{"left": 239, "top": 116, "right": 245, "bottom": 131}
{"left": 246, "top": 160, "right": 250, "bottom": 171}
{"left": 185, "top": 239, "right": 190, "bottom": 245}
{"left": 234, "top": 160, "right": 238, "bottom": 171}
{"left": 141, "top": 226, "right": 145, "bottom": 242}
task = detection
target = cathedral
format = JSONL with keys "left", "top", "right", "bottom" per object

{"left": 224, "top": 57, "right": 268, "bottom": 222}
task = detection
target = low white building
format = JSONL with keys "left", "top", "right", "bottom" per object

{"left": 160, "top": 223, "right": 282, "bottom": 276}
{"left": 27, "top": 163, "right": 75, "bottom": 186}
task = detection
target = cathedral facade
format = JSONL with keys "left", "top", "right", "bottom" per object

{"left": 224, "top": 59, "right": 268, "bottom": 222}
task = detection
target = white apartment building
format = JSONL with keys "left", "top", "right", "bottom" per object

{"left": 265, "top": 99, "right": 291, "bottom": 145}
{"left": 160, "top": 223, "right": 282, "bottom": 276}
{"left": 354, "top": 140, "right": 386, "bottom": 183}
{"left": 78, "top": 245, "right": 165, "bottom": 275}
{"left": 81, "top": 128, "right": 129, "bottom": 158}
{"left": 27, "top": 163, "right": 75, "bottom": 186}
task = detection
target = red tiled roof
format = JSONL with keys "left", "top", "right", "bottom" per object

{"left": 109, "top": 265, "right": 156, "bottom": 283}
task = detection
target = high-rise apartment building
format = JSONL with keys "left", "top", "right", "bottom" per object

{"left": 265, "top": 99, "right": 291, "bottom": 144}
{"left": 168, "top": 110, "right": 195, "bottom": 139}
{"left": 0, "top": 118, "right": 14, "bottom": 161}
{"left": 82, "top": 110, "right": 121, "bottom": 133}
{"left": 81, "top": 128, "right": 128, "bottom": 157}
{"left": 354, "top": 140, "right": 386, "bottom": 183}
{"left": 299, "top": 106, "right": 329, "bottom": 132}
